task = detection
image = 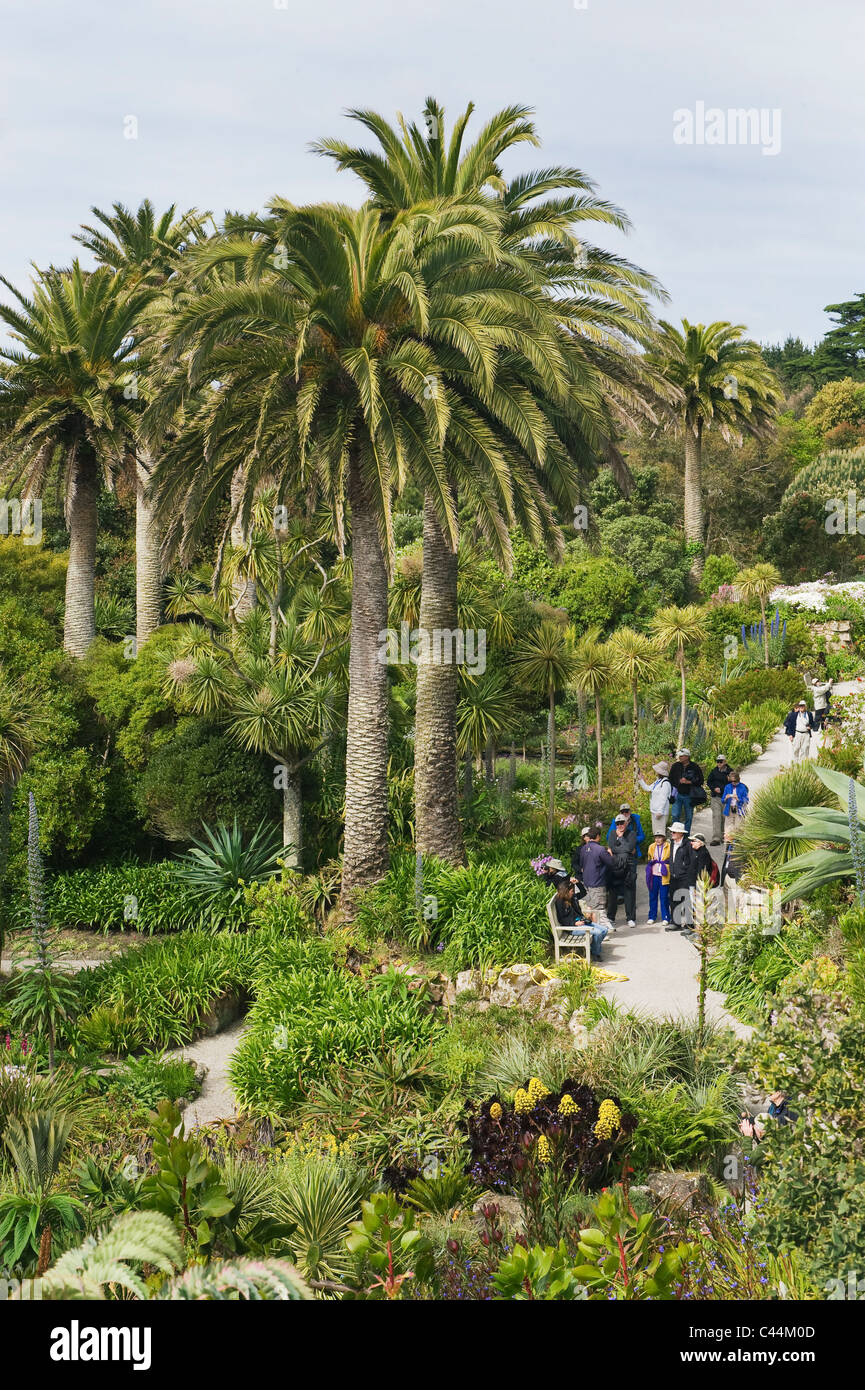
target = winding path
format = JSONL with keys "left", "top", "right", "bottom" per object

{"left": 598, "top": 681, "right": 860, "bottom": 1029}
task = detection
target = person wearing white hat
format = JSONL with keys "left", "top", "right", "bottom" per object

{"left": 639, "top": 761, "right": 673, "bottom": 835}
{"left": 669, "top": 749, "right": 705, "bottom": 835}
{"left": 666, "top": 822, "right": 695, "bottom": 930}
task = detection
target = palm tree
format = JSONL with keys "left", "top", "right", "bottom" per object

{"left": 571, "top": 627, "right": 617, "bottom": 801}
{"left": 607, "top": 628, "right": 664, "bottom": 796}
{"left": 456, "top": 669, "right": 515, "bottom": 804}
{"left": 647, "top": 321, "right": 781, "bottom": 577}
{"left": 735, "top": 563, "right": 782, "bottom": 667}
{"left": 649, "top": 604, "right": 708, "bottom": 749}
{"left": 0, "top": 265, "right": 152, "bottom": 656}
{"left": 512, "top": 620, "right": 578, "bottom": 849}
{"left": 315, "top": 99, "right": 671, "bottom": 865}
{"left": 147, "top": 199, "right": 513, "bottom": 902}
{"left": 74, "top": 200, "right": 209, "bottom": 648}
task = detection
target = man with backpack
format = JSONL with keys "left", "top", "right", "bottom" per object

{"left": 784, "top": 699, "right": 816, "bottom": 763}
{"left": 669, "top": 748, "right": 705, "bottom": 834}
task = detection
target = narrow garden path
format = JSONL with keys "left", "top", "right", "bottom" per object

{"left": 168, "top": 1020, "right": 248, "bottom": 1129}
{"left": 599, "top": 681, "right": 859, "bottom": 1029}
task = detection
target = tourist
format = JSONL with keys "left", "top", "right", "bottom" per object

{"left": 578, "top": 828, "right": 614, "bottom": 927}
{"left": 665, "top": 820, "right": 695, "bottom": 931}
{"left": 639, "top": 761, "right": 673, "bottom": 835}
{"left": 605, "top": 801, "right": 645, "bottom": 858}
{"left": 722, "top": 770, "right": 749, "bottom": 831}
{"left": 721, "top": 833, "right": 744, "bottom": 922}
{"left": 645, "top": 830, "right": 671, "bottom": 924}
{"left": 669, "top": 748, "right": 705, "bottom": 834}
{"left": 706, "top": 753, "right": 730, "bottom": 845}
{"left": 605, "top": 812, "right": 638, "bottom": 927}
{"left": 811, "top": 675, "right": 833, "bottom": 730}
{"left": 552, "top": 874, "right": 608, "bottom": 961}
{"left": 784, "top": 699, "right": 815, "bottom": 763}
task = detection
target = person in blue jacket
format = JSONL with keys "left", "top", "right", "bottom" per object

{"left": 605, "top": 802, "right": 645, "bottom": 858}
{"left": 721, "top": 771, "right": 749, "bottom": 830}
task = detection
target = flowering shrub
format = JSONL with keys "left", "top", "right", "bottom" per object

{"left": 466, "top": 1078, "right": 635, "bottom": 1191}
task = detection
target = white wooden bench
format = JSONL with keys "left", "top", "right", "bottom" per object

{"left": 546, "top": 895, "right": 592, "bottom": 965}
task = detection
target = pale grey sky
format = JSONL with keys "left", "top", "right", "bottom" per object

{"left": 1, "top": 0, "right": 863, "bottom": 344}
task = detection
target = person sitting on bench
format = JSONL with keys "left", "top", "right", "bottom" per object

{"left": 553, "top": 873, "right": 608, "bottom": 960}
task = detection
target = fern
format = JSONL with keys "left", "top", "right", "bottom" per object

{"left": 36, "top": 1211, "right": 184, "bottom": 1300}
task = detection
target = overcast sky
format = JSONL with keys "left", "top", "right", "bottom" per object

{"left": 1, "top": 0, "right": 863, "bottom": 345}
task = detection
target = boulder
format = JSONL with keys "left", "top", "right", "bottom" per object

{"left": 646, "top": 1171, "right": 712, "bottom": 1214}
{"left": 455, "top": 970, "right": 478, "bottom": 996}
{"left": 472, "top": 1192, "right": 524, "bottom": 1232}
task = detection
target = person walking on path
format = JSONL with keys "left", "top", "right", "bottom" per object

{"left": 606, "top": 802, "right": 645, "bottom": 858}
{"left": 707, "top": 753, "right": 730, "bottom": 845}
{"left": 605, "top": 813, "right": 638, "bottom": 927}
{"left": 579, "top": 829, "right": 614, "bottom": 927}
{"left": 722, "top": 771, "right": 749, "bottom": 834}
{"left": 645, "top": 831, "right": 671, "bottom": 924}
{"left": 640, "top": 761, "right": 674, "bottom": 836}
{"left": 811, "top": 676, "right": 833, "bottom": 730}
{"left": 669, "top": 748, "right": 705, "bottom": 834}
{"left": 784, "top": 699, "right": 816, "bottom": 763}
{"left": 666, "top": 821, "right": 695, "bottom": 931}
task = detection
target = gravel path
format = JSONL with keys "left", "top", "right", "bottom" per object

{"left": 169, "top": 1020, "right": 248, "bottom": 1129}
{"left": 598, "top": 681, "right": 860, "bottom": 1029}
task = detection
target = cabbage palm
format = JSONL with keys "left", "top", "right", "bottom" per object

{"left": 735, "top": 563, "right": 782, "bottom": 667}
{"left": 0, "top": 265, "right": 152, "bottom": 655}
{"left": 607, "top": 628, "right": 665, "bottom": 795}
{"left": 649, "top": 604, "right": 708, "bottom": 749}
{"left": 316, "top": 98, "right": 671, "bottom": 865}
{"left": 148, "top": 200, "right": 507, "bottom": 899}
{"left": 512, "top": 620, "right": 578, "bottom": 848}
{"left": 74, "top": 200, "right": 209, "bottom": 646}
{"left": 456, "top": 669, "right": 516, "bottom": 803}
{"left": 571, "top": 627, "right": 617, "bottom": 800}
{"left": 647, "top": 321, "right": 782, "bottom": 576}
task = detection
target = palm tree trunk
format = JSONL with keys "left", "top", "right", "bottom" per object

{"left": 342, "top": 459, "right": 390, "bottom": 906}
{"left": 463, "top": 753, "right": 473, "bottom": 803}
{"left": 677, "top": 648, "right": 687, "bottom": 750}
{"left": 684, "top": 421, "right": 704, "bottom": 580}
{"left": 547, "top": 686, "right": 556, "bottom": 851}
{"left": 64, "top": 454, "right": 98, "bottom": 657}
{"left": 281, "top": 763, "right": 302, "bottom": 869}
{"left": 595, "top": 693, "right": 604, "bottom": 800}
{"left": 230, "top": 465, "right": 257, "bottom": 618}
{"left": 508, "top": 741, "right": 517, "bottom": 794}
{"left": 414, "top": 492, "right": 465, "bottom": 864}
{"left": 632, "top": 682, "right": 640, "bottom": 798}
{"left": 135, "top": 452, "right": 162, "bottom": 648}
{"left": 484, "top": 736, "right": 495, "bottom": 786}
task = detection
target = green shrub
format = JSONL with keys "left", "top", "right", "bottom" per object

{"left": 136, "top": 720, "right": 279, "bottom": 842}
{"left": 74, "top": 932, "right": 266, "bottom": 1052}
{"left": 748, "top": 958, "right": 865, "bottom": 1285}
{"left": 712, "top": 667, "right": 805, "bottom": 714}
{"left": 707, "top": 915, "right": 824, "bottom": 1023}
{"left": 230, "top": 937, "right": 441, "bottom": 1117}
{"left": 46, "top": 862, "right": 220, "bottom": 933}
{"left": 102, "top": 1053, "right": 201, "bottom": 1109}
{"left": 735, "top": 763, "right": 838, "bottom": 873}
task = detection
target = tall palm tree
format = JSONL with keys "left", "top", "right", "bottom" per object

{"left": 647, "top": 321, "right": 781, "bottom": 577}
{"left": 146, "top": 199, "right": 510, "bottom": 903}
{"left": 735, "top": 563, "right": 782, "bottom": 667}
{"left": 607, "top": 628, "right": 664, "bottom": 796}
{"left": 0, "top": 264, "right": 152, "bottom": 656}
{"left": 315, "top": 98, "right": 672, "bottom": 864}
{"left": 512, "top": 619, "right": 578, "bottom": 849}
{"left": 74, "top": 200, "right": 209, "bottom": 647}
{"left": 570, "top": 627, "right": 617, "bottom": 801}
{"left": 649, "top": 604, "right": 708, "bottom": 749}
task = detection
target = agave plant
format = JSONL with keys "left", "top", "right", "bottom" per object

{"left": 175, "top": 817, "right": 283, "bottom": 910}
{"left": 778, "top": 765, "right": 865, "bottom": 903}
{"left": 734, "top": 764, "right": 837, "bottom": 873}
